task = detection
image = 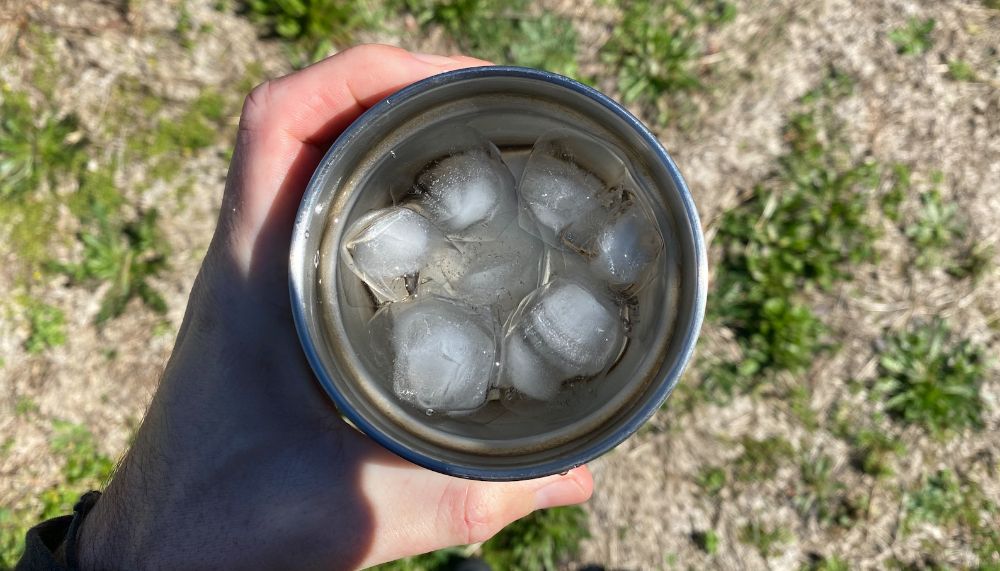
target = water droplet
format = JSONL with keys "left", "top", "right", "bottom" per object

{"left": 313, "top": 251, "right": 320, "bottom": 268}
{"left": 304, "top": 230, "right": 310, "bottom": 239}
{"left": 314, "top": 204, "right": 324, "bottom": 214}
{"left": 425, "top": 408, "right": 434, "bottom": 416}
{"left": 559, "top": 470, "right": 569, "bottom": 476}
{"left": 389, "top": 149, "right": 397, "bottom": 159}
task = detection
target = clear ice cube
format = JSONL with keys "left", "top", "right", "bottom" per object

{"left": 371, "top": 296, "right": 498, "bottom": 412}
{"left": 500, "top": 277, "right": 624, "bottom": 400}
{"left": 431, "top": 222, "right": 545, "bottom": 320}
{"left": 342, "top": 206, "right": 451, "bottom": 302}
{"left": 517, "top": 129, "right": 629, "bottom": 249}
{"left": 589, "top": 205, "right": 662, "bottom": 291}
{"left": 409, "top": 132, "right": 517, "bottom": 241}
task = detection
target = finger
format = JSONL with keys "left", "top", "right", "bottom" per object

{"left": 220, "top": 44, "right": 488, "bottom": 276}
{"left": 355, "top": 449, "right": 593, "bottom": 568}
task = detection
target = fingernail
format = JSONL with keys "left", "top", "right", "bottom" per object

{"left": 534, "top": 476, "right": 584, "bottom": 509}
{"left": 411, "top": 52, "right": 457, "bottom": 66}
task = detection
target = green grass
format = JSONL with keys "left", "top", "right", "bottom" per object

{"left": 373, "top": 506, "right": 588, "bottom": 571}
{"left": 603, "top": 0, "right": 735, "bottom": 124}
{"left": 890, "top": 18, "right": 935, "bottom": 55}
{"left": 794, "top": 454, "right": 865, "bottom": 528}
{"left": 397, "top": 0, "right": 580, "bottom": 78}
{"left": 0, "top": 87, "right": 86, "bottom": 201}
{"left": 882, "top": 163, "right": 910, "bottom": 223}
{"left": 738, "top": 521, "right": 789, "bottom": 560}
{"left": 842, "top": 426, "right": 904, "bottom": 478}
{"left": 22, "top": 300, "right": 66, "bottom": 354}
{"left": 905, "top": 184, "right": 961, "bottom": 270}
{"left": 874, "top": 319, "right": 987, "bottom": 437}
{"left": 242, "top": 0, "right": 373, "bottom": 62}
{"left": 0, "top": 421, "right": 115, "bottom": 568}
{"left": 803, "top": 555, "right": 850, "bottom": 571}
{"left": 692, "top": 529, "right": 719, "bottom": 554}
{"left": 709, "top": 71, "right": 878, "bottom": 399}
{"left": 947, "top": 59, "right": 978, "bottom": 82}
{"left": 732, "top": 436, "right": 793, "bottom": 482}
{"left": 697, "top": 466, "right": 727, "bottom": 496}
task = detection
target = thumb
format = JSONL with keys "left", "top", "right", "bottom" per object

{"left": 355, "top": 452, "right": 593, "bottom": 568}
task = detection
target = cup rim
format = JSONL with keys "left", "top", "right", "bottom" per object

{"left": 289, "top": 66, "right": 708, "bottom": 481}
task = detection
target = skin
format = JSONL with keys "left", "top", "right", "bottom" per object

{"left": 76, "top": 45, "right": 593, "bottom": 570}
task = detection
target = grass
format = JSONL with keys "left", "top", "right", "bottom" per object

{"left": 241, "top": 0, "right": 373, "bottom": 63}
{"left": 602, "top": 0, "right": 735, "bottom": 124}
{"left": 947, "top": 59, "right": 978, "bottom": 82}
{"left": 732, "top": 436, "right": 793, "bottom": 482}
{"left": 709, "top": 70, "right": 878, "bottom": 399}
{"left": 696, "top": 466, "right": 727, "bottom": 497}
{"left": 372, "top": 506, "right": 588, "bottom": 571}
{"left": 794, "top": 454, "right": 865, "bottom": 528}
{"left": 804, "top": 555, "right": 850, "bottom": 571}
{"left": 905, "top": 182, "right": 961, "bottom": 270}
{"left": 874, "top": 319, "right": 987, "bottom": 437}
{"left": 890, "top": 18, "right": 935, "bottom": 55}
{"left": 0, "top": 421, "right": 115, "bottom": 568}
{"left": 22, "top": 300, "right": 66, "bottom": 354}
{"left": 692, "top": 529, "right": 719, "bottom": 554}
{"left": 738, "top": 521, "right": 789, "bottom": 560}
{"left": 843, "top": 426, "right": 904, "bottom": 478}
{"left": 397, "top": 0, "right": 580, "bottom": 78}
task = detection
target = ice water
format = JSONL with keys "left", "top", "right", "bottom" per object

{"left": 344, "top": 126, "right": 664, "bottom": 414}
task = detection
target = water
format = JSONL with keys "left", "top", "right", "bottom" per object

{"left": 352, "top": 126, "right": 658, "bottom": 413}
{"left": 499, "top": 278, "right": 624, "bottom": 401}
{"left": 371, "top": 296, "right": 499, "bottom": 412}
{"left": 342, "top": 206, "right": 450, "bottom": 302}
{"left": 408, "top": 136, "right": 517, "bottom": 242}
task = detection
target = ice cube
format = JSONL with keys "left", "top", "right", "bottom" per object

{"left": 373, "top": 296, "right": 498, "bottom": 412}
{"left": 589, "top": 205, "right": 662, "bottom": 291}
{"left": 431, "top": 222, "right": 544, "bottom": 319}
{"left": 517, "top": 129, "right": 629, "bottom": 249}
{"left": 342, "top": 206, "right": 450, "bottom": 302}
{"left": 411, "top": 146, "right": 517, "bottom": 241}
{"left": 500, "top": 277, "right": 624, "bottom": 400}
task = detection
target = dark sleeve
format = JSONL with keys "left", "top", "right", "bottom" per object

{"left": 15, "top": 516, "right": 73, "bottom": 570}
{"left": 15, "top": 491, "right": 101, "bottom": 571}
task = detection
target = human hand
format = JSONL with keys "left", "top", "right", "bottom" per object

{"left": 76, "top": 45, "right": 593, "bottom": 570}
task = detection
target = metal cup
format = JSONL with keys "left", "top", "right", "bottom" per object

{"left": 289, "top": 67, "right": 707, "bottom": 481}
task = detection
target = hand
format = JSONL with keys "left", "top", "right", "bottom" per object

{"left": 76, "top": 45, "right": 593, "bottom": 570}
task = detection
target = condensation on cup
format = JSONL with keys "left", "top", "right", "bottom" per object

{"left": 289, "top": 67, "right": 707, "bottom": 481}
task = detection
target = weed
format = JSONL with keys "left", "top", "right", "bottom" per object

{"left": 143, "top": 90, "right": 229, "bottom": 180}
{"left": 882, "top": 163, "right": 910, "bottom": 223}
{"left": 697, "top": 466, "right": 727, "bottom": 496}
{"left": 804, "top": 555, "right": 850, "bottom": 571}
{"left": 947, "top": 59, "right": 978, "bottom": 82}
{"left": 733, "top": 436, "right": 793, "bottom": 482}
{"left": 874, "top": 319, "right": 986, "bottom": 436}
{"left": 795, "top": 454, "right": 865, "bottom": 528}
{"left": 0, "top": 88, "right": 85, "bottom": 200}
{"left": 242, "top": 0, "right": 371, "bottom": 55}
{"left": 15, "top": 397, "right": 39, "bottom": 417}
{"left": 603, "top": 0, "right": 735, "bottom": 124}
{"left": 369, "top": 548, "right": 466, "bottom": 571}
{"left": 903, "top": 469, "right": 994, "bottom": 537}
{"left": 49, "top": 167, "right": 169, "bottom": 324}
{"left": 905, "top": 186, "right": 961, "bottom": 270}
{"left": 23, "top": 300, "right": 66, "bottom": 354}
{"left": 846, "top": 427, "right": 904, "bottom": 478}
{"left": 890, "top": 18, "right": 935, "bottom": 55}
{"left": 711, "top": 71, "right": 878, "bottom": 395}
{"left": 692, "top": 529, "right": 719, "bottom": 554}
{"left": 479, "top": 506, "right": 588, "bottom": 571}
{"left": 738, "top": 521, "right": 789, "bottom": 559}
{"left": 398, "top": 0, "right": 580, "bottom": 78}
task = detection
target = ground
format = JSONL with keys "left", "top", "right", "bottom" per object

{"left": 0, "top": 0, "right": 998, "bottom": 569}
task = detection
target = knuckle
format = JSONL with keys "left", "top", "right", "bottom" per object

{"left": 441, "top": 484, "right": 504, "bottom": 545}
{"left": 240, "top": 80, "right": 277, "bottom": 129}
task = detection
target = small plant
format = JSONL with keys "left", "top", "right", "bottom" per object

{"left": 242, "top": 0, "right": 371, "bottom": 54}
{"left": 846, "top": 427, "right": 904, "bottom": 478}
{"left": 947, "top": 59, "right": 978, "bottom": 82}
{"left": 50, "top": 168, "right": 169, "bottom": 324}
{"left": 739, "top": 521, "right": 789, "bottom": 559}
{"left": 399, "top": 0, "right": 580, "bottom": 78}
{"left": 603, "top": 0, "right": 735, "bottom": 123}
{"left": 732, "top": 436, "right": 793, "bottom": 482}
{"left": 795, "top": 454, "right": 864, "bottom": 528}
{"left": 882, "top": 163, "right": 910, "bottom": 223}
{"left": 15, "top": 397, "right": 39, "bottom": 417}
{"left": 697, "top": 466, "right": 727, "bottom": 496}
{"left": 23, "top": 301, "right": 66, "bottom": 353}
{"left": 0, "top": 87, "right": 86, "bottom": 200}
{"left": 903, "top": 469, "right": 995, "bottom": 537}
{"left": 479, "top": 506, "right": 588, "bottom": 571}
{"left": 890, "top": 18, "right": 935, "bottom": 55}
{"left": 874, "top": 319, "right": 986, "bottom": 436}
{"left": 905, "top": 185, "right": 962, "bottom": 270}
{"left": 692, "top": 529, "right": 719, "bottom": 554}
{"left": 804, "top": 555, "right": 850, "bottom": 571}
